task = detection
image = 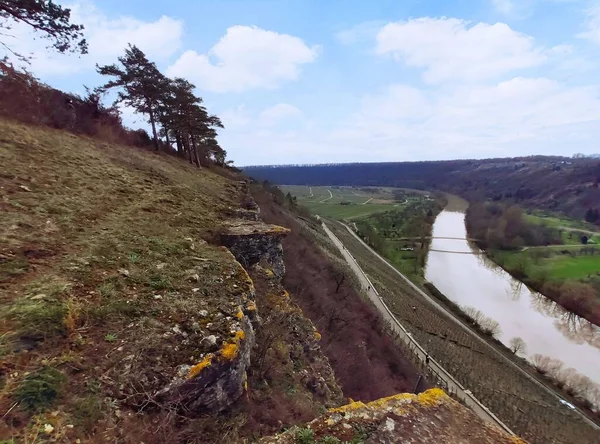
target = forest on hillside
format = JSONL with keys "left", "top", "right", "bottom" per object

{"left": 244, "top": 158, "right": 600, "bottom": 222}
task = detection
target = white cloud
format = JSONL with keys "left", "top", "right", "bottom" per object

{"left": 220, "top": 105, "right": 252, "bottom": 128}
{"left": 226, "top": 77, "right": 600, "bottom": 165}
{"left": 578, "top": 4, "right": 600, "bottom": 45}
{"left": 259, "top": 104, "right": 303, "bottom": 126}
{"left": 167, "top": 25, "right": 319, "bottom": 93}
{"left": 376, "top": 18, "right": 545, "bottom": 84}
{"left": 1, "top": 1, "right": 183, "bottom": 75}
{"left": 333, "top": 77, "right": 600, "bottom": 159}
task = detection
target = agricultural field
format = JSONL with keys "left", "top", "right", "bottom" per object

{"left": 282, "top": 185, "right": 442, "bottom": 280}
{"left": 493, "top": 247, "right": 600, "bottom": 282}
{"left": 281, "top": 185, "right": 424, "bottom": 220}
{"left": 491, "top": 210, "right": 600, "bottom": 286}
{"left": 524, "top": 212, "right": 600, "bottom": 245}
{"left": 326, "top": 220, "right": 599, "bottom": 444}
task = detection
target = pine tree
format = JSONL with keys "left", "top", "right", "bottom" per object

{"left": 160, "top": 77, "right": 225, "bottom": 167}
{"left": 96, "top": 45, "right": 168, "bottom": 149}
{"left": 0, "top": 0, "right": 88, "bottom": 58}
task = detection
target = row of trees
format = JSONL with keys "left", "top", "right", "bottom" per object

{"left": 96, "top": 45, "right": 226, "bottom": 167}
{"left": 531, "top": 354, "right": 600, "bottom": 409}
{"left": 466, "top": 203, "right": 562, "bottom": 250}
{"left": 0, "top": 2, "right": 227, "bottom": 167}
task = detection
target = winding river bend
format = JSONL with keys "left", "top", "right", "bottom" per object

{"left": 424, "top": 206, "right": 600, "bottom": 389}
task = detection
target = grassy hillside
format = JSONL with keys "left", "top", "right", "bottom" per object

{"left": 1, "top": 121, "right": 350, "bottom": 442}
{"left": 0, "top": 120, "right": 248, "bottom": 440}
{"left": 0, "top": 120, "right": 432, "bottom": 443}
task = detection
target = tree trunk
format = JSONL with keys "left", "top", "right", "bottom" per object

{"left": 148, "top": 107, "right": 159, "bottom": 150}
{"left": 175, "top": 132, "right": 183, "bottom": 154}
{"left": 164, "top": 128, "right": 171, "bottom": 148}
{"left": 191, "top": 134, "right": 201, "bottom": 168}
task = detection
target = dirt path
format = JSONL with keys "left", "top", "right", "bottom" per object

{"left": 319, "top": 189, "right": 333, "bottom": 203}
{"left": 559, "top": 226, "right": 599, "bottom": 236}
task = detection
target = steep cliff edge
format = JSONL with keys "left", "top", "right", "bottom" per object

{"left": 0, "top": 121, "right": 342, "bottom": 442}
{"left": 261, "top": 388, "right": 524, "bottom": 444}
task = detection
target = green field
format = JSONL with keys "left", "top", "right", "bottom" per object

{"left": 524, "top": 212, "right": 600, "bottom": 245}
{"left": 283, "top": 184, "right": 439, "bottom": 280}
{"left": 494, "top": 248, "right": 600, "bottom": 281}
{"left": 281, "top": 185, "right": 417, "bottom": 220}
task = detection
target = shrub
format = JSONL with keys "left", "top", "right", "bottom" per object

{"left": 295, "top": 427, "right": 315, "bottom": 444}
{"left": 72, "top": 394, "right": 105, "bottom": 433}
{"left": 9, "top": 298, "right": 67, "bottom": 338}
{"left": 15, "top": 366, "right": 66, "bottom": 413}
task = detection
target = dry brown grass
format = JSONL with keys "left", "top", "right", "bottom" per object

{"left": 0, "top": 119, "right": 248, "bottom": 441}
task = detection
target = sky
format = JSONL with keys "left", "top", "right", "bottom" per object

{"left": 3, "top": 0, "right": 600, "bottom": 165}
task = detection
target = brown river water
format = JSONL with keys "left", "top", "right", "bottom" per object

{"left": 424, "top": 209, "right": 600, "bottom": 390}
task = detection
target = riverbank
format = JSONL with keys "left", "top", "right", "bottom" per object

{"left": 426, "top": 209, "right": 600, "bottom": 414}
{"left": 487, "top": 249, "right": 600, "bottom": 327}
{"left": 353, "top": 192, "right": 446, "bottom": 282}
{"left": 423, "top": 281, "right": 600, "bottom": 414}
{"left": 327, "top": 218, "right": 600, "bottom": 444}
{"left": 463, "top": 203, "right": 600, "bottom": 328}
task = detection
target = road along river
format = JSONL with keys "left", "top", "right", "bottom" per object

{"left": 424, "top": 209, "right": 600, "bottom": 395}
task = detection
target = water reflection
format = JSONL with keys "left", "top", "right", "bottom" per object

{"left": 508, "top": 279, "right": 523, "bottom": 302}
{"left": 425, "top": 210, "right": 600, "bottom": 387}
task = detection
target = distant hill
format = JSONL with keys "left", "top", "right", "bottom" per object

{"left": 244, "top": 157, "right": 600, "bottom": 220}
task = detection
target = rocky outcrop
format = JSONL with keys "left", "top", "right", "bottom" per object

{"left": 156, "top": 314, "right": 255, "bottom": 412}
{"left": 221, "top": 220, "right": 290, "bottom": 278}
{"left": 260, "top": 388, "right": 525, "bottom": 444}
{"left": 248, "top": 264, "right": 344, "bottom": 408}
{"left": 153, "top": 249, "right": 259, "bottom": 414}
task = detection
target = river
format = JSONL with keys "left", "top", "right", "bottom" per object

{"left": 424, "top": 207, "right": 600, "bottom": 392}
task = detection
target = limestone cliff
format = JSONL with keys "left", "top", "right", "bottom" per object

{"left": 155, "top": 214, "right": 342, "bottom": 415}
{"left": 155, "top": 249, "right": 257, "bottom": 412}
{"left": 221, "top": 220, "right": 290, "bottom": 278}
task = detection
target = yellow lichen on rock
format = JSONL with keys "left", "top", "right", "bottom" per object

{"left": 416, "top": 387, "right": 447, "bottom": 407}
{"left": 188, "top": 354, "right": 214, "bottom": 378}
{"left": 329, "top": 389, "right": 448, "bottom": 415}
{"left": 329, "top": 400, "right": 367, "bottom": 413}
{"left": 236, "top": 307, "right": 244, "bottom": 319}
{"left": 367, "top": 392, "right": 414, "bottom": 409}
{"left": 267, "top": 225, "right": 291, "bottom": 235}
{"left": 221, "top": 329, "right": 246, "bottom": 361}
{"left": 314, "top": 331, "right": 322, "bottom": 341}
{"left": 246, "top": 301, "right": 257, "bottom": 311}
{"left": 222, "top": 342, "right": 239, "bottom": 360}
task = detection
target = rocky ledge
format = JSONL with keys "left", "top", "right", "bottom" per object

{"left": 221, "top": 220, "right": 290, "bottom": 278}
{"left": 151, "top": 248, "right": 258, "bottom": 413}
{"left": 260, "top": 388, "right": 525, "bottom": 444}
